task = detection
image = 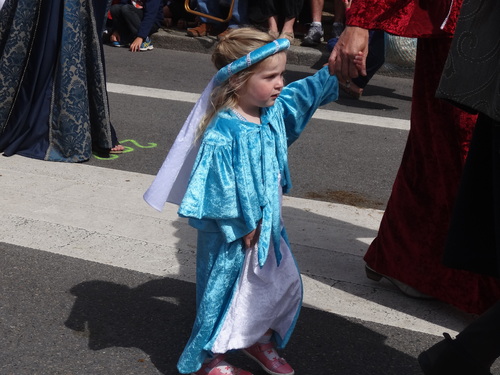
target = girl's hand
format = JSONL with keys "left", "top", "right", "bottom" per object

{"left": 353, "top": 51, "right": 364, "bottom": 70}
{"left": 243, "top": 225, "right": 261, "bottom": 249}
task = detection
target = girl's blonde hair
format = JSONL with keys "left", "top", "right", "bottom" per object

{"left": 198, "top": 27, "right": 277, "bottom": 137}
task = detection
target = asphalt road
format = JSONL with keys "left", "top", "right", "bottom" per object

{"left": 87, "top": 45, "right": 413, "bottom": 210}
{"left": 0, "top": 242, "right": 434, "bottom": 375}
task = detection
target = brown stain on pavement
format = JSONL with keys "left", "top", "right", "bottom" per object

{"left": 305, "top": 190, "right": 385, "bottom": 209}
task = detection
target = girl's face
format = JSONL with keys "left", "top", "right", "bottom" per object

{"left": 237, "top": 52, "right": 286, "bottom": 111}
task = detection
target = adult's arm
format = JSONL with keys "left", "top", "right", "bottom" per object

{"left": 137, "top": 0, "right": 161, "bottom": 39}
{"left": 327, "top": 0, "right": 461, "bottom": 81}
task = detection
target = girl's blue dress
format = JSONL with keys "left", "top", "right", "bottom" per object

{"left": 176, "top": 66, "right": 338, "bottom": 373}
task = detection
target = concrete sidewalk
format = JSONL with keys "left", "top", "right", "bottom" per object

{"left": 0, "top": 155, "right": 474, "bottom": 339}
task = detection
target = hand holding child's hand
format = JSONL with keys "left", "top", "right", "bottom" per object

{"left": 328, "top": 26, "right": 369, "bottom": 81}
{"left": 243, "top": 225, "right": 261, "bottom": 249}
{"left": 353, "top": 51, "right": 364, "bottom": 70}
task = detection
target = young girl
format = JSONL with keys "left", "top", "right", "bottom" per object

{"left": 144, "top": 27, "right": 338, "bottom": 375}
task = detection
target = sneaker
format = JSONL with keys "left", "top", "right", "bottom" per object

{"left": 110, "top": 40, "right": 129, "bottom": 48}
{"left": 301, "top": 24, "right": 323, "bottom": 46}
{"left": 139, "top": 36, "right": 153, "bottom": 51}
{"left": 187, "top": 23, "right": 211, "bottom": 37}
{"left": 243, "top": 342, "right": 294, "bottom": 375}
{"left": 191, "top": 355, "right": 253, "bottom": 375}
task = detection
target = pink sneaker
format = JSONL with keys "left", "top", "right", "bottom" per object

{"left": 191, "top": 354, "right": 253, "bottom": 375}
{"left": 243, "top": 342, "right": 294, "bottom": 375}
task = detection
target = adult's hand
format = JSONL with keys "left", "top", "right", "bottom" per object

{"left": 328, "top": 26, "right": 369, "bottom": 84}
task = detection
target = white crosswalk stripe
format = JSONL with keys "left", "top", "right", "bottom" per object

{"left": 0, "top": 155, "right": 473, "bottom": 338}
{"left": 107, "top": 83, "right": 410, "bottom": 130}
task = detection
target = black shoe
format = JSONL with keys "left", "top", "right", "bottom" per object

{"left": 418, "top": 333, "right": 492, "bottom": 375}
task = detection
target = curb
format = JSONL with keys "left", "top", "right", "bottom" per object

{"left": 151, "top": 28, "right": 417, "bottom": 78}
{"left": 151, "top": 28, "right": 331, "bottom": 69}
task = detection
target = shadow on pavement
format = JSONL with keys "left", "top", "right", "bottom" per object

{"left": 64, "top": 277, "right": 425, "bottom": 375}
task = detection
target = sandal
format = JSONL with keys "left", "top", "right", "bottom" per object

{"left": 187, "top": 23, "right": 211, "bottom": 37}
{"left": 268, "top": 30, "right": 279, "bottom": 39}
{"left": 278, "top": 32, "right": 294, "bottom": 43}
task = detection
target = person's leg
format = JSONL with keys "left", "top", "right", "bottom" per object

{"left": 302, "top": 0, "right": 323, "bottom": 46}
{"left": 109, "top": 4, "right": 126, "bottom": 43}
{"left": 268, "top": 14, "right": 279, "bottom": 38}
{"left": 120, "top": 4, "right": 143, "bottom": 38}
{"left": 197, "top": 0, "right": 223, "bottom": 19}
{"left": 91, "top": 0, "right": 124, "bottom": 153}
{"left": 310, "top": 0, "right": 323, "bottom": 22}
{"left": 163, "top": 5, "right": 173, "bottom": 27}
{"left": 279, "top": 0, "right": 303, "bottom": 40}
{"left": 217, "top": 0, "right": 248, "bottom": 39}
{"left": 332, "top": 0, "right": 346, "bottom": 37}
{"left": 280, "top": 17, "right": 295, "bottom": 35}
{"left": 228, "top": 0, "right": 248, "bottom": 28}
{"left": 109, "top": 4, "right": 122, "bottom": 24}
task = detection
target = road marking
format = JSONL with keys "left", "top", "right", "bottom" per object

{"left": 107, "top": 83, "right": 410, "bottom": 131}
{"left": 0, "top": 155, "right": 473, "bottom": 337}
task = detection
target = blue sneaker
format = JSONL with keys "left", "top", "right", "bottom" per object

{"left": 139, "top": 36, "right": 153, "bottom": 51}
{"left": 110, "top": 40, "right": 129, "bottom": 48}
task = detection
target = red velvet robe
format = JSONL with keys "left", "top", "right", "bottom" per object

{"left": 348, "top": 0, "right": 500, "bottom": 314}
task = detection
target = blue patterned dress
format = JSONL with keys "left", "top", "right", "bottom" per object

{"left": 176, "top": 66, "right": 338, "bottom": 373}
{"left": 0, "top": 0, "right": 117, "bottom": 162}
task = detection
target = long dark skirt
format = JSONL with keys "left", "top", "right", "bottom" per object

{"left": 363, "top": 38, "right": 500, "bottom": 314}
{"left": 0, "top": 0, "right": 117, "bottom": 162}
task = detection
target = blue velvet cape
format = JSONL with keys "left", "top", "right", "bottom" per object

{"left": 176, "top": 66, "right": 338, "bottom": 373}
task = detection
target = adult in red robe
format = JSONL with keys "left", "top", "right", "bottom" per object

{"left": 329, "top": 0, "right": 500, "bottom": 314}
